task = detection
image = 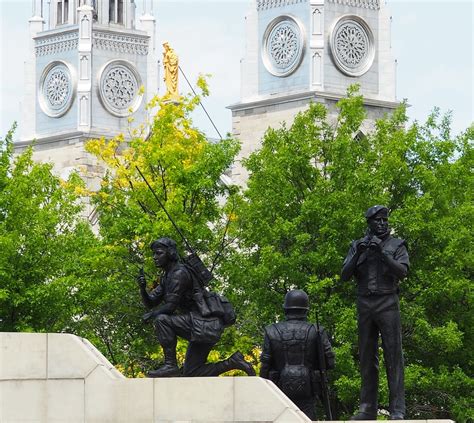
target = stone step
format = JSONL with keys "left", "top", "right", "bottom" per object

{"left": 0, "top": 332, "right": 310, "bottom": 422}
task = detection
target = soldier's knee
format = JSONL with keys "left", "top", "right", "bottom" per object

{"left": 153, "top": 313, "right": 170, "bottom": 328}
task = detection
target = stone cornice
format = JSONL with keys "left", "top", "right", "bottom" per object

{"left": 228, "top": 90, "right": 399, "bottom": 112}
{"left": 326, "top": 0, "right": 380, "bottom": 10}
{"left": 14, "top": 130, "right": 120, "bottom": 149}
{"left": 33, "top": 26, "right": 150, "bottom": 57}
{"left": 35, "top": 28, "right": 79, "bottom": 56}
{"left": 92, "top": 29, "right": 149, "bottom": 55}
{"left": 257, "top": 0, "right": 307, "bottom": 11}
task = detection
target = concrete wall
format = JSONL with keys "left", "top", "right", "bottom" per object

{"left": 0, "top": 332, "right": 310, "bottom": 422}
{"left": 0, "top": 332, "right": 457, "bottom": 422}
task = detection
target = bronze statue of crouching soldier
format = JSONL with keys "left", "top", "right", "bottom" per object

{"left": 137, "top": 237, "right": 255, "bottom": 378}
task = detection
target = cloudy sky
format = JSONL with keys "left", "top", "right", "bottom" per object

{"left": 0, "top": 0, "right": 472, "bottom": 139}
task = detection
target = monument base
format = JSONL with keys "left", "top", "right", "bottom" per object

{"left": 0, "top": 333, "right": 456, "bottom": 422}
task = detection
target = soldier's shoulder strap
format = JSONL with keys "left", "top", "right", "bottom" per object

{"left": 385, "top": 236, "right": 407, "bottom": 249}
{"left": 264, "top": 322, "right": 281, "bottom": 340}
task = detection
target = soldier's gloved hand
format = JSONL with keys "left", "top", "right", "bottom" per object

{"left": 136, "top": 269, "right": 146, "bottom": 288}
{"left": 142, "top": 310, "right": 157, "bottom": 323}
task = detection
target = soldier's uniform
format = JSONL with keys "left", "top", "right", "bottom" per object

{"left": 342, "top": 206, "right": 409, "bottom": 419}
{"left": 145, "top": 262, "right": 227, "bottom": 376}
{"left": 139, "top": 237, "right": 255, "bottom": 378}
{"left": 260, "top": 291, "right": 335, "bottom": 420}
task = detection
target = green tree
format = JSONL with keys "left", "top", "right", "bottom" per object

{"left": 82, "top": 82, "right": 243, "bottom": 374}
{"left": 0, "top": 124, "right": 99, "bottom": 333}
{"left": 222, "top": 87, "right": 473, "bottom": 421}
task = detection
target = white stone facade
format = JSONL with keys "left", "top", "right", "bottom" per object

{"left": 16, "top": 0, "right": 159, "bottom": 209}
{"left": 230, "top": 0, "right": 397, "bottom": 184}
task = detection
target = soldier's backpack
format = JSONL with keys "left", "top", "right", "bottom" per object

{"left": 274, "top": 324, "right": 313, "bottom": 400}
{"left": 203, "top": 290, "right": 236, "bottom": 327}
{"left": 184, "top": 261, "right": 236, "bottom": 328}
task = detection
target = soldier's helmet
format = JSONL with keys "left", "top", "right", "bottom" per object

{"left": 283, "top": 289, "right": 309, "bottom": 311}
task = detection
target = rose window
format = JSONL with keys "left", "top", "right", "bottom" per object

{"left": 330, "top": 16, "right": 375, "bottom": 77}
{"left": 336, "top": 23, "right": 368, "bottom": 66}
{"left": 98, "top": 61, "right": 142, "bottom": 117}
{"left": 103, "top": 66, "right": 136, "bottom": 108}
{"left": 46, "top": 68, "right": 70, "bottom": 107}
{"left": 39, "top": 62, "right": 75, "bottom": 117}
{"left": 263, "top": 16, "right": 305, "bottom": 77}
{"left": 269, "top": 24, "right": 299, "bottom": 68}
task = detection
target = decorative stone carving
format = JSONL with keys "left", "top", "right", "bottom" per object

{"left": 81, "top": 15, "right": 91, "bottom": 38}
{"left": 98, "top": 60, "right": 142, "bottom": 117}
{"left": 79, "top": 95, "right": 89, "bottom": 126}
{"left": 257, "top": 0, "right": 306, "bottom": 11}
{"left": 312, "top": 51, "right": 322, "bottom": 85}
{"left": 92, "top": 31, "right": 149, "bottom": 55}
{"left": 312, "top": 8, "right": 322, "bottom": 35}
{"left": 329, "top": 16, "right": 374, "bottom": 77}
{"left": 262, "top": 15, "right": 305, "bottom": 77}
{"left": 39, "top": 61, "right": 75, "bottom": 117}
{"left": 326, "top": 0, "right": 380, "bottom": 10}
{"left": 35, "top": 31, "right": 79, "bottom": 56}
{"left": 80, "top": 55, "right": 89, "bottom": 80}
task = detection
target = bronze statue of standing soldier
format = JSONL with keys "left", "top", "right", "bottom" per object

{"left": 342, "top": 206, "right": 409, "bottom": 420}
{"left": 260, "top": 289, "right": 335, "bottom": 421}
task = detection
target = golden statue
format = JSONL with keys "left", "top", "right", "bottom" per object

{"left": 162, "top": 42, "right": 179, "bottom": 100}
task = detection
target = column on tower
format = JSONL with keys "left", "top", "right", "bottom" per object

{"left": 310, "top": 0, "right": 324, "bottom": 89}
{"left": 77, "top": 2, "right": 93, "bottom": 131}
{"left": 21, "top": 1, "right": 46, "bottom": 141}
{"left": 139, "top": 0, "right": 158, "bottom": 105}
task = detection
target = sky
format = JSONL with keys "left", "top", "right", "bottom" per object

{"left": 0, "top": 0, "right": 473, "bottom": 140}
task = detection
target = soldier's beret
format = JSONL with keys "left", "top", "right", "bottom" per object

{"left": 150, "top": 237, "right": 177, "bottom": 251}
{"left": 365, "top": 205, "right": 389, "bottom": 219}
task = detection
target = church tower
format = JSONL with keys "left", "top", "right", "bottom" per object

{"left": 229, "top": 0, "right": 398, "bottom": 183}
{"left": 15, "top": 0, "right": 158, "bottom": 193}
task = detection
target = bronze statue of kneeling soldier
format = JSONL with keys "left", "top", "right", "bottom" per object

{"left": 260, "top": 289, "right": 335, "bottom": 421}
{"left": 137, "top": 237, "right": 255, "bottom": 378}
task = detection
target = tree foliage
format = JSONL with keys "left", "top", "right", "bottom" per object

{"left": 222, "top": 87, "right": 473, "bottom": 421}
{"left": 82, "top": 84, "right": 242, "bottom": 373}
{"left": 2, "top": 82, "right": 472, "bottom": 421}
{"left": 0, "top": 124, "right": 99, "bottom": 333}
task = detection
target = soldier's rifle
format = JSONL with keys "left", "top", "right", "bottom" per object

{"left": 315, "top": 310, "right": 333, "bottom": 420}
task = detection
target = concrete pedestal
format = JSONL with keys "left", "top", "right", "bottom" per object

{"left": 0, "top": 332, "right": 456, "bottom": 422}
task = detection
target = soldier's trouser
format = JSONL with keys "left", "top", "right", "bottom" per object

{"left": 154, "top": 313, "right": 230, "bottom": 377}
{"left": 357, "top": 294, "right": 405, "bottom": 416}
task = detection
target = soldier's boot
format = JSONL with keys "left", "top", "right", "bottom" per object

{"left": 350, "top": 412, "right": 377, "bottom": 420}
{"left": 222, "top": 351, "right": 256, "bottom": 376}
{"left": 148, "top": 346, "right": 180, "bottom": 378}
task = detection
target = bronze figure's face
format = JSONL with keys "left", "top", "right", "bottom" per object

{"left": 152, "top": 247, "right": 170, "bottom": 268}
{"left": 368, "top": 214, "right": 389, "bottom": 236}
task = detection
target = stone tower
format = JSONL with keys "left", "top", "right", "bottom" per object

{"left": 229, "top": 0, "right": 398, "bottom": 183}
{"left": 15, "top": 0, "right": 158, "bottom": 196}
